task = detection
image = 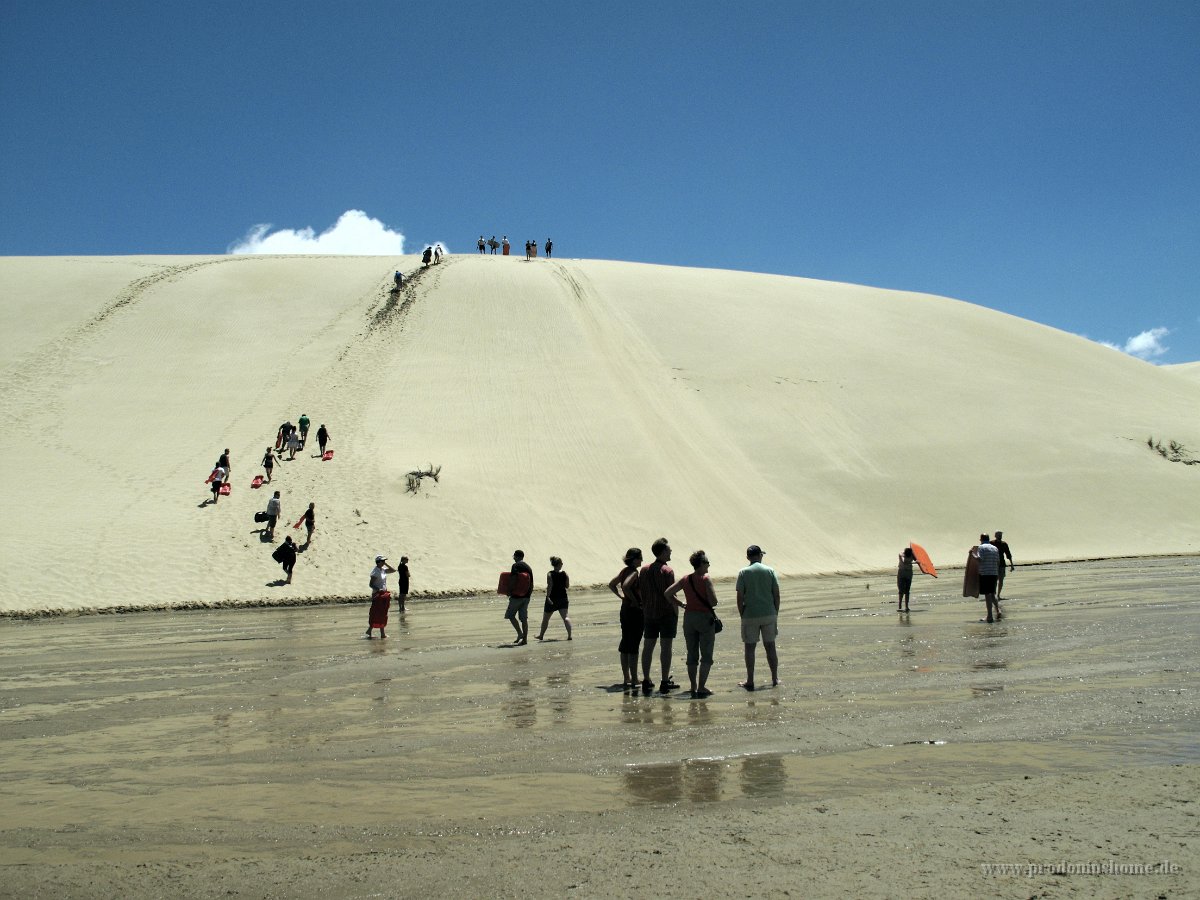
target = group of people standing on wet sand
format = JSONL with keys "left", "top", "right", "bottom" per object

{"left": 493, "top": 532, "right": 1014, "bottom": 698}
{"left": 894, "top": 531, "right": 1014, "bottom": 622}
{"left": 497, "top": 538, "right": 779, "bottom": 700}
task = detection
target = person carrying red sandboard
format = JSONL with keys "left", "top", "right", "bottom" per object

{"left": 501, "top": 550, "right": 534, "bottom": 645}
{"left": 896, "top": 543, "right": 936, "bottom": 613}
{"left": 205, "top": 464, "right": 226, "bottom": 505}
{"left": 293, "top": 502, "right": 315, "bottom": 543}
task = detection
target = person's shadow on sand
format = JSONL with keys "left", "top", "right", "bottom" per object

{"left": 254, "top": 530, "right": 272, "bottom": 543}
{"left": 266, "top": 579, "right": 288, "bottom": 587}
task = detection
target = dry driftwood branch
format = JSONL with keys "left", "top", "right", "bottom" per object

{"left": 1147, "top": 437, "right": 1197, "bottom": 465}
{"left": 405, "top": 463, "right": 442, "bottom": 494}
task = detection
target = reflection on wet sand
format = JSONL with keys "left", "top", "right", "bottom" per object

{"left": 622, "top": 696, "right": 678, "bottom": 728}
{"left": 624, "top": 757, "right": 722, "bottom": 804}
{"left": 505, "top": 678, "right": 536, "bottom": 728}
{"left": 740, "top": 753, "right": 787, "bottom": 798}
{"left": 546, "top": 672, "right": 571, "bottom": 724}
{"left": 623, "top": 752, "right": 788, "bottom": 804}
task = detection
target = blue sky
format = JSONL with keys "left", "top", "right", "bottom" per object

{"left": 2, "top": 1, "right": 1197, "bottom": 362}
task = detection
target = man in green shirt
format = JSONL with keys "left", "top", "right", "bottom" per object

{"left": 735, "top": 544, "right": 781, "bottom": 691}
{"left": 298, "top": 414, "right": 311, "bottom": 448}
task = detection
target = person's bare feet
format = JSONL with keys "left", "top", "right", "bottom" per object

{"left": 739, "top": 681, "right": 755, "bottom": 691}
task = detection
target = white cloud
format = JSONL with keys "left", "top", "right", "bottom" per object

{"left": 228, "top": 209, "right": 405, "bottom": 255}
{"left": 1097, "top": 327, "right": 1170, "bottom": 360}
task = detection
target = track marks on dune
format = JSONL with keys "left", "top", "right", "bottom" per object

{"left": 283, "top": 260, "right": 453, "bottom": 542}
{"left": 545, "top": 261, "right": 840, "bottom": 557}
{"left": 0, "top": 257, "right": 244, "bottom": 434}
{"left": 83, "top": 257, "right": 236, "bottom": 332}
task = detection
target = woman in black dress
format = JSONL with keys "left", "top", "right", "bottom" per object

{"left": 609, "top": 548, "right": 643, "bottom": 690}
{"left": 535, "top": 556, "right": 573, "bottom": 641}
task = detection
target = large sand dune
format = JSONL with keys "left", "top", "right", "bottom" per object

{"left": 1, "top": 254, "right": 1197, "bottom": 614}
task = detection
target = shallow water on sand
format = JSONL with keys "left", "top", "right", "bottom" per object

{"left": 0, "top": 557, "right": 1196, "bottom": 848}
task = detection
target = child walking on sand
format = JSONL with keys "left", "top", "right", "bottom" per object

{"left": 536, "top": 556, "right": 573, "bottom": 641}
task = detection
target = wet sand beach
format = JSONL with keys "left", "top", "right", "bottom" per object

{"left": 2, "top": 557, "right": 1196, "bottom": 898}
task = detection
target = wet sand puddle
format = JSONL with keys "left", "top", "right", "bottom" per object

{"left": 0, "top": 557, "right": 1196, "bottom": 846}
{"left": 621, "top": 729, "right": 1200, "bottom": 806}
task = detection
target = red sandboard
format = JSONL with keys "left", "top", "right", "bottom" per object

{"left": 322, "top": 450, "right": 334, "bottom": 461}
{"left": 910, "top": 541, "right": 937, "bottom": 577}
{"left": 218, "top": 483, "right": 232, "bottom": 496}
{"left": 251, "top": 475, "right": 264, "bottom": 489}
{"left": 497, "top": 571, "right": 532, "bottom": 596}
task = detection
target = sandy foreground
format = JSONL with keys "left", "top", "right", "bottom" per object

{"left": 1, "top": 557, "right": 1196, "bottom": 899}
{"left": 1, "top": 254, "right": 1199, "bottom": 614}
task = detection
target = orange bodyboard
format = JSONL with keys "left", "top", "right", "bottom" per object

{"left": 218, "top": 483, "right": 232, "bottom": 496}
{"left": 322, "top": 450, "right": 334, "bottom": 461}
{"left": 251, "top": 475, "right": 264, "bottom": 488}
{"left": 910, "top": 541, "right": 937, "bottom": 577}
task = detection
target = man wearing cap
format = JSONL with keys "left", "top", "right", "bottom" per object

{"left": 504, "top": 550, "right": 534, "bottom": 645}
{"left": 735, "top": 544, "right": 781, "bottom": 690}
{"left": 367, "top": 555, "right": 396, "bottom": 639}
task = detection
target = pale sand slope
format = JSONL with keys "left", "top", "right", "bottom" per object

{"left": 1, "top": 254, "right": 1198, "bottom": 614}
{"left": 1166, "top": 360, "right": 1200, "bottom": 384}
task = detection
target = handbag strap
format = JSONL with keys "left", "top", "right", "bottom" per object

{"left": 687, "top": 574, "right": 716, "bottom": 614}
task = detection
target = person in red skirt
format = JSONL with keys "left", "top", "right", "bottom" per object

{"left": 367, "top": 555, "right": 396, "bottom": 639}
